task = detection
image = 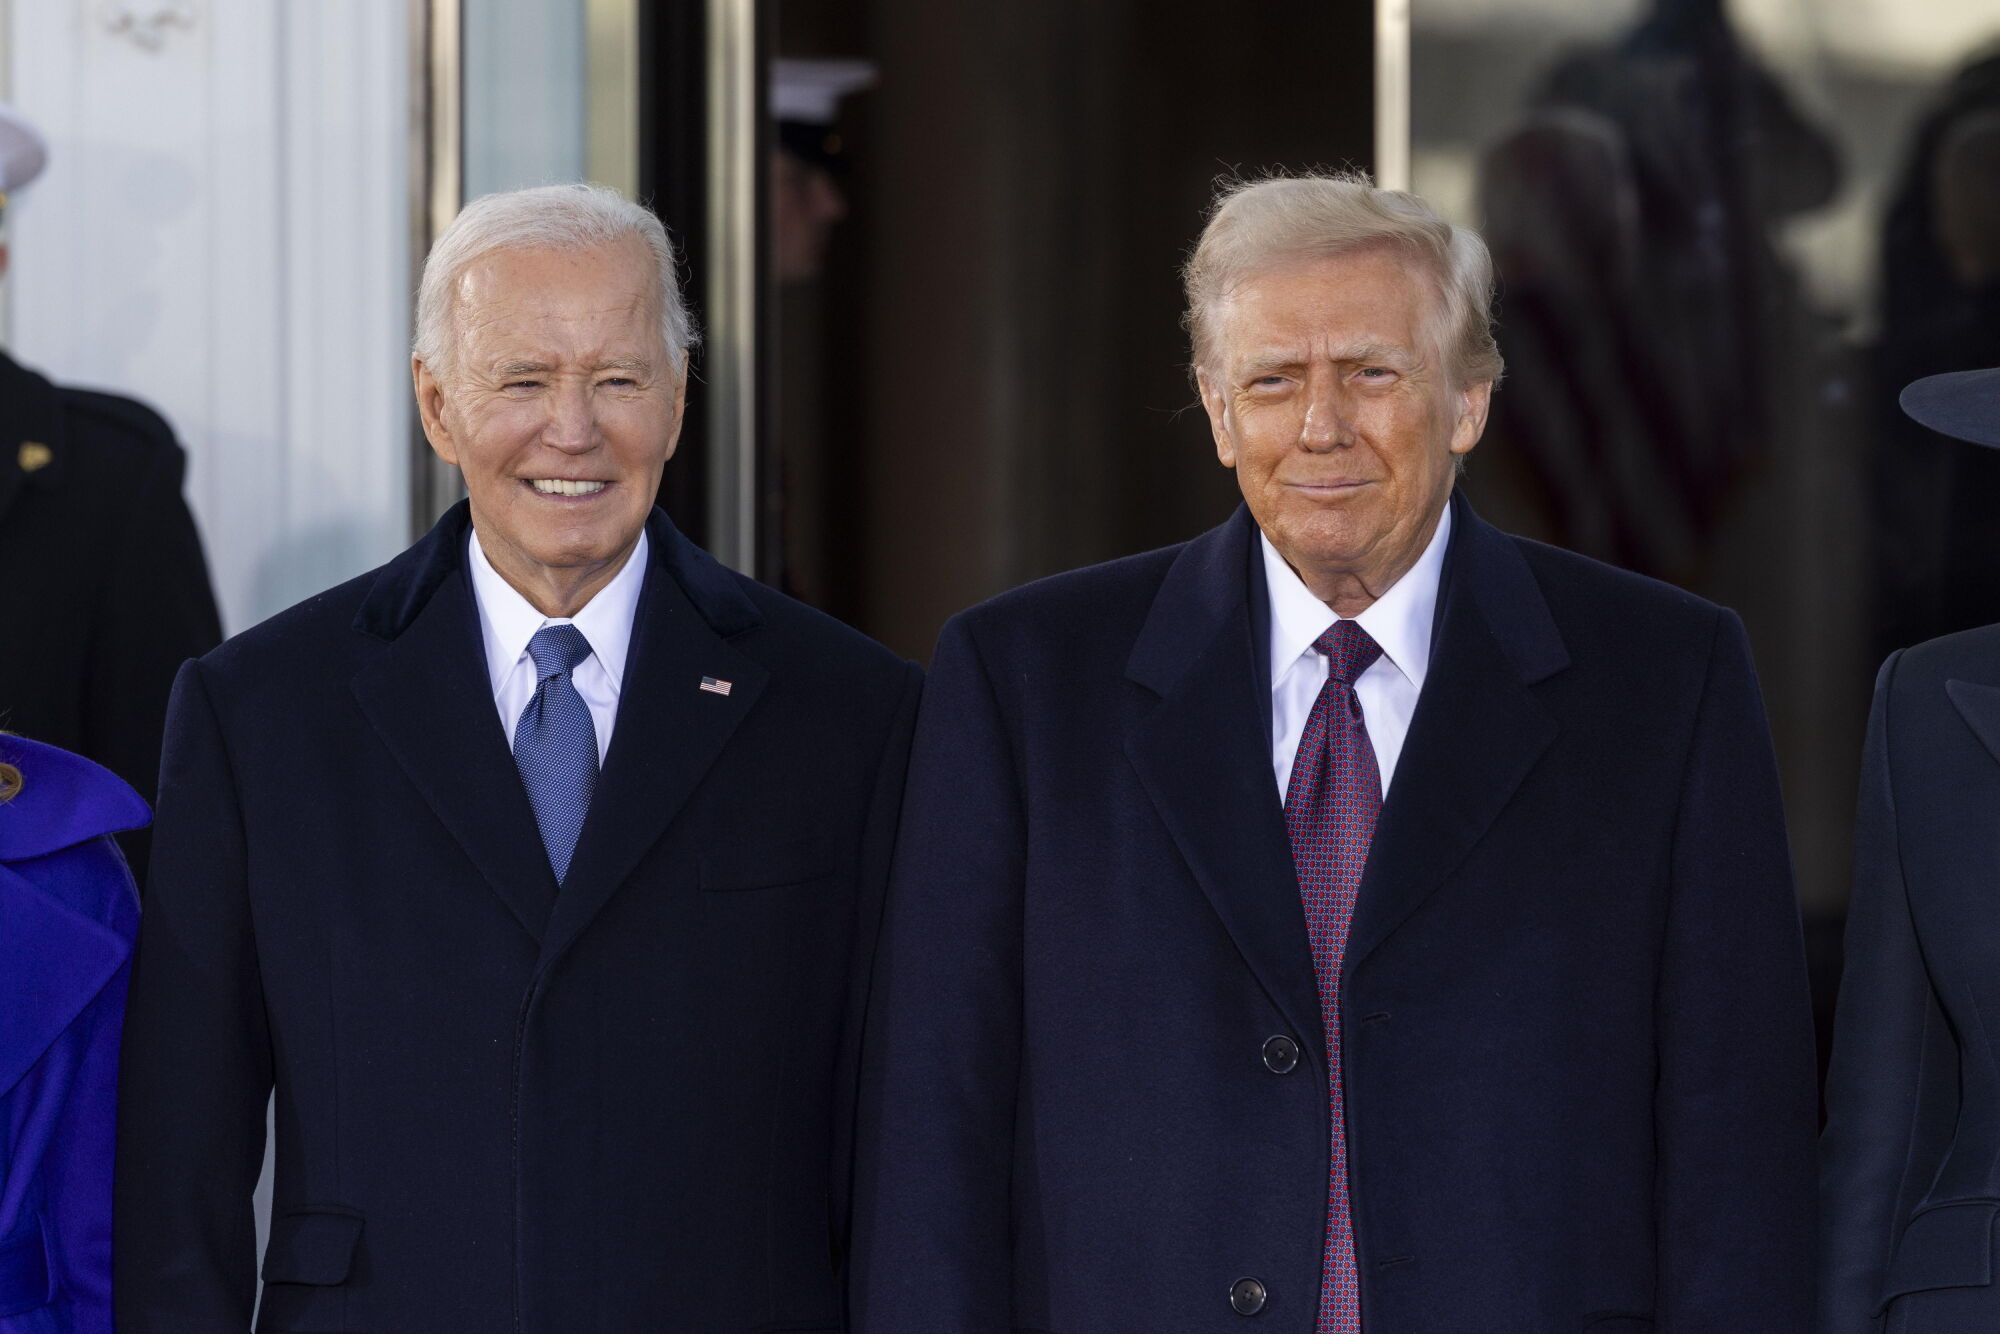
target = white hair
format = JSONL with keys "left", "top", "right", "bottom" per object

{"left": 413, "top": 182, "right": 699, "bottom": 377}
{"left": 1183, "top": 170, "right": 1502, "bottom": 389}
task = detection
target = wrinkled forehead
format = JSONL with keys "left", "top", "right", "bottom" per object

{"left": 1211, "top": 243, "right": 1449, "bottom": 367}
{"left": 451, "top": 239, "right": 663, "bottom": 355}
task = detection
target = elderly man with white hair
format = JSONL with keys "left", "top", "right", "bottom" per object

{"left": 853, "top": 171, "right": 1816, "bottom": 1332}
{"left": 114, "top": 184, "right": 920, "bottom": 1332}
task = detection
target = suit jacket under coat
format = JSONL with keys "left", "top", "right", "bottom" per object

{"left": 0, "top": 350, "right": 223, "bottom": 877}
{"left": 852, "top": 493, "right": 1817, "bottom": 1333}
{"left": 1819, "top": 623, "right": 2000, "bottom": 1333}
{"left": 113, "top": 502, "right": 921, "bottom": 1334}
{"left": 0, "top": 736, "right": 146, "bottom": 1334}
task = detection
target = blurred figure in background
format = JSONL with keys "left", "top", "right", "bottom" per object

{"left": 1872, "top": 51, "right": 2000, "bottom": 662}
{"left": 771, "top": 57, "right": 876, "bottom": 608}
{"left": 1475, "top": 0, "right": 1842, "bottom": 584}
{"left": 771, "top": 57, "right": 874, "bottom": 286}
{"left": 0, "top": 734, "right": 148, "bottom": 1333}
{"left": 0, "top": 103, "right": 222, "bottom": 877}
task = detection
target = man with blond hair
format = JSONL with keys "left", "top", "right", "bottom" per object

{"left": 853, "top": 171, "right": 1815, "bottom": 1331}
{"left": 115, "top": 184, "right": 920, "bottom": 1332}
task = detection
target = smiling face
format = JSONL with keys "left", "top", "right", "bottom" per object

{"left": 413, "top": 236, "right": 685, "bottom": 617}
{"left": 1199, "top": 245, "right": 1490, "bottom": 615}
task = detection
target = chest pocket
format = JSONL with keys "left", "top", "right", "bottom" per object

{"left": 699, "top": 840, "right": 836, "bottom": 894}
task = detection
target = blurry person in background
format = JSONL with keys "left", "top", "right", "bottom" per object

{"left": 1473, "top": 0, "right": 1841, "bottom": 585}
{"left": 0, "top": 102, "right": 222, "bottom": 879}
{"left": 854, "top": 171, "right": 1816, "bottom": 1332}
{"left": 771, "top": 58, "right": 874, "bottom": 286}
{"left": 1819, "top": 369, "right": 2000, "bottom": 1334}
{"left": 114, "top": 184, "right": 919, "bottom": 1332}
{"left": 0, "top": 733, "right": 148, "bottom": 1333}
{"left": 1872, "top": 53, "right": 2000, "bottom": 661}
{"left": 771, "top": 57, "right": 875, "bottom": 608}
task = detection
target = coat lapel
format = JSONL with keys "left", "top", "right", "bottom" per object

{"left": 1948, "top": 678, "right": 2000, "bottom": 767}
{"left": 536, "top": 512, "right": 769, "bottom": 970}
{"left": 1345, "top": 493, "right": 1567, "bottom": 972}
{"left": 350, "top": 503, "right": 559, "bottom": 941}
{"left": 1125, "top": 508, "right": 1328, "bottom": 1068}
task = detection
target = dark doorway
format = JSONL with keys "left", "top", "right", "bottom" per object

{"left": 645, "top": 0, "right": 1378, "bottom": 659}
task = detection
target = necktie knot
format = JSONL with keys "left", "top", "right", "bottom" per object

{"left": 1313, "top": 619, "right": 1382, "bottom": 687}
{"left": 528, "top": 623, "right": 593, "bottom": 682}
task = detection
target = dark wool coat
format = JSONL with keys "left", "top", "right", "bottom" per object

{"left": 854, "top": 493, "right": 1817, "bottom": 1333}
{"left": 115, "top": 503, "right": 918, "bottom": 1333}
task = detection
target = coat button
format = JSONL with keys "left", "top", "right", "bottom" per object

{"left": 1230, "top": 1277, "right": 1268, "bottom": 1315}
{"left": 1262, "top": 1035, "right": 1299, "bottom": 1074}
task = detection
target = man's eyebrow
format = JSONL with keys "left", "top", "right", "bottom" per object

{"left": 1328, "top": 341, "right": 1424, "bottom": 369}
{"left": 593, "top": 356, "right": 652, "bottom": 372}
{"left": 493, "top": 359, "right": 554, "bottom": 377}
{"left": 1236, "top": 350, "right": 1306, "bottom": 377}
{"left": 1234, "top": 342, "right": 1417, "bottom": 377}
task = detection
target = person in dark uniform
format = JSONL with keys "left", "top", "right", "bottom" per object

{"left": 0, "top": 103, "right": 222, "bottom": 875}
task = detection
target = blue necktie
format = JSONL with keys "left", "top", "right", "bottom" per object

{"left": 514, "top": 624, "right": 600, "bottom": 885}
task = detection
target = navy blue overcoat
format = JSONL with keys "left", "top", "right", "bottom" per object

{"left": 115, "top": 502, "right": 919, "bottom": 1334}
{"left": 854, "top": 493, "right": 1817, "bottom": 1332}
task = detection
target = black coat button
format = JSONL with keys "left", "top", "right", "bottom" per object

{"left": 1230, "top": 1277, "right": 1268, "bottom": 1315}
{"left": 1262, "top": 1035, "right": 1299, "bottom": 1074}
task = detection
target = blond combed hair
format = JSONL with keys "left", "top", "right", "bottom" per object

{"left": 1182, "top": 169, "right": 1503, "bottom": 390}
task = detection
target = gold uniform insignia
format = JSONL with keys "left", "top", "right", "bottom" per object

{"left": 17, "top": 442, "right": 52, "bottom": 473}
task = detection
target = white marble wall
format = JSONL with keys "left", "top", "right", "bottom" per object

{"left": 3, "top": 1, "right": 413, "bottom": 635}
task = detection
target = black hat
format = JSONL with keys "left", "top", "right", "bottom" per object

{"left": 772, "top": 58, "right": 876, "bottom": 174}
{"left": 1902, "top": 367, "right": 2000, "bottom": 448}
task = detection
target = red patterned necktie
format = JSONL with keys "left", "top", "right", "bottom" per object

{"left": 1283, "top": 619, "right": 1383, "bottom": 1334}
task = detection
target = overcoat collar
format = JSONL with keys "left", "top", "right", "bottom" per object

{"left": 1123, "top": 491, "right": 1567, "bottom": 1077}
{"left": 350, "top": 502, "right": 767, "bottom": 965}
{"left": 0, "top": 351, "right": 70, "bottom": 528}
{"left": 0, "top": 734, "right": 150, "bottom": 863}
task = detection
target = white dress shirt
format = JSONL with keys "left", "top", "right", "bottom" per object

{"left": 468, "top": 527, "right": 648, "bottom": 766}
{"left": 1264, "top": 503, "right": 1451, "bottom": 800}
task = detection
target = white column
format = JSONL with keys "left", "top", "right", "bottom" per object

{"left": 4, "top": 1, "right": 412, "bottom": 635}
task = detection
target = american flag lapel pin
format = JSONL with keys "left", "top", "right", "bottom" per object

{"left": 699, "top": 676, "right": 734, "bottom": 697}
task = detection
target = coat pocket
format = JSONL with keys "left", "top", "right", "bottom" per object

{"left": 699, "top": 841, "right": 835, "bottom": 893}
{"left": 1879, "top": 1198, "right": 1999, "bottom": 1310}
{"left": 261, "top": 1207, "right": 365, "bottom": 1286}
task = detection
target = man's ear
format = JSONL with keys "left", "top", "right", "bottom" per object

{"left": 413, "top": 357, "right": 459, "bottom": 466}
{"left": 1198, "top": 369, "right": 1237, "bottom": 469}
{"left": 1449, "top": 378, "right": 1493, "bottom": 458}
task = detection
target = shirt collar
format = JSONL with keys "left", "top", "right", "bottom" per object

{"left": 1261, "top": 500, "right": 1452, "bottom": 692}
{"left": 467, "top": 526, "right": 648, "bottom": 696}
